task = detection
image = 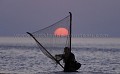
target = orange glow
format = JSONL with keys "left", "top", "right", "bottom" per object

{"left": 54, "top": 28, "right": 68, "bottom": 36}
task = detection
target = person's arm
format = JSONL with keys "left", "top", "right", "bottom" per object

{"left": 71, "top": 53, "right": 76, "bottom": 62}
{"left": 55, "top": 54, "right": 64, "bottom": 61}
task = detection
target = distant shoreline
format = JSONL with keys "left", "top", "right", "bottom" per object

{"left": 0, "top": 34, "right": 119, "bottom": 38}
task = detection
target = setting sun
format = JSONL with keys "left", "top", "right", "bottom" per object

{"left": 54, "top": 27, "right": 68, "bottom": 36}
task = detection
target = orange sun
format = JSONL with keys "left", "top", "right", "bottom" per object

{"left": 54, "top": 27, "right": 68, "bottom": 36}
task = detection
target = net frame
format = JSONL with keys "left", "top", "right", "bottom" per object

{"left": 27, "top": 12, "right": 72, "bottom": 69}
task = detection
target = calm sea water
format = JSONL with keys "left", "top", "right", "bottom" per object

{"left": 0, "top": 37, "right": 120, "bottom": 74}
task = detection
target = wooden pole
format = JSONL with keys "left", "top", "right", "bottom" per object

{"left": 26, "top": 32, "right": 64, "bottom": 69}
{"left": 69, "top": 12, "right": 72, "bottom": 51}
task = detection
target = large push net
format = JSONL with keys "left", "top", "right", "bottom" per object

{"left": 27, "top": 13, "right": 71, "bottom": 68}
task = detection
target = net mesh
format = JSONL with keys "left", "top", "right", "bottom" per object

{"left": 30, "top": 15, "right": 70, "bottom": 66}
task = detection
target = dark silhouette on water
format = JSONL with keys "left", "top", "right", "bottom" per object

{"left": 27, "top": 12, "right": 80, "bottom": 71}
{"left": 55, "top": 47, "right": 81, "bottom": 72}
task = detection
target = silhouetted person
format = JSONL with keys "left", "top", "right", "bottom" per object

{"left": 55, "top": 47, "right": 81, "bottom": 72}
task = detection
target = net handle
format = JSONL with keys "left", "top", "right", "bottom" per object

{"left": 26, "top": 32, "right": 64, "bottom": 69}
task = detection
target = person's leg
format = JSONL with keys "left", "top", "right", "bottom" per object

{"left": 64, "top": 64, "right": 71, "bottom": 72}
{"left": 64, "top": 62, "right": 81, "bottom": 72}
{"left": 75, "top": 62, "right": 81, "bottom": 70}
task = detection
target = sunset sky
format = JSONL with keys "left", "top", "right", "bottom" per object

{"left": 0, "top": 0, "right": 120, "bottom": 37}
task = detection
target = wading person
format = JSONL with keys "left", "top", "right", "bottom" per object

{"left": 55, "top": 47, "right": 81, "bottom": 72}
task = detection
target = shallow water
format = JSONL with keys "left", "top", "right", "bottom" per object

{"left": 0, "top": 37, "right": 120, "bottom": 74}
{"left": 0, "top": 47, "right": 120, "bottom": 74}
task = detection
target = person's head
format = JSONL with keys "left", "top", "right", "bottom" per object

{"left": 64, "top": 47, "right": 71, "bottom": 54}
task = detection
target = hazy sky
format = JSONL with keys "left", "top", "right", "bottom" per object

{"left": 0, "top": 0, "right": 120, "bottom": 37}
